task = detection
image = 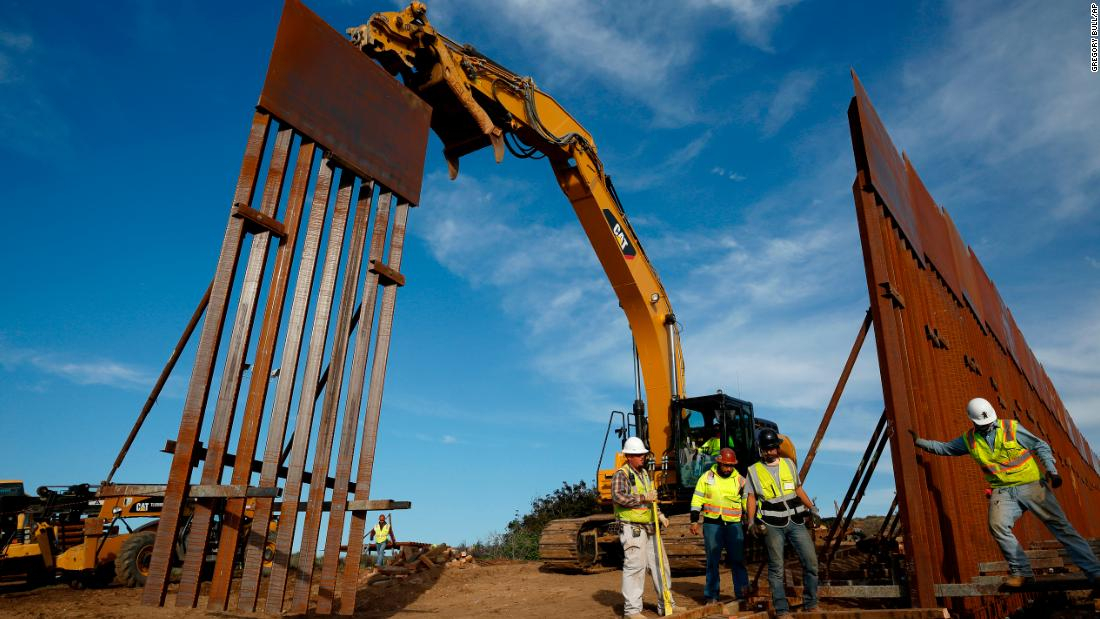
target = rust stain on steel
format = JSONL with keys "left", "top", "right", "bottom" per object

{"left": 289, "top": 176, "right": 375, "bottom": 615}
{"left": 265, "top": 168, "right": 355, "bottom": 615}
{"left": 339, "top": 199, "right": 412, "bottom": 613}
{"left": 141, "top": 111, "right": 271, "bottom": 607}
{"left": 849, "top": 71, "right": 1100, "bottom": 618}
{"left": 237, "top": 157, "right": 335, "bottom": 612}
{"left": 260, "top": 0, "right": 431, "bottom": 204}
{"left": 316, "top": 188, "right": 394, "bottom": 615}
{"left": 176, "top": 124, "right": 296, "bottom": 609}
{"left": 208, "top": 138, "right": 318, "bottom": 610}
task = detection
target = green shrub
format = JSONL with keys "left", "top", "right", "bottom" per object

{"left": 474, "top": 480, "right": 600, "bottom": 560}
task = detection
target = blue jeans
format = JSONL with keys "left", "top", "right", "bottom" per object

{"left": 702, "top": 520, "right": 748, "bottom": 600}
{"left": 764, "top": 522, "right": 818, "bottom": 613}
{"left": 989, "top": 480, "right": 1100, "bottom": 579}
{"left": 376, "top": 539, "right": 389, "bottom": 567}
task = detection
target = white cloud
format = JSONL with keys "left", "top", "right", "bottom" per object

{"left": 762, "top": 70, "right": 819, "bottom": 136}
{"left": 0, "top": 341, "right": 152, "bottom": 390}
{"left": 430, "top": 0, "right": 799, "bottom": 127}
{"left": 0, "top": 31, "right": 32, "bottom": 52}
{"left": 891, "top": 0, "right": 1100, "bottom": 228}
{"left": 711, "top": 166, "right": 747, "bottom": 181}
{"left": 686, "top": 0, "right": 800, "bottom": 50}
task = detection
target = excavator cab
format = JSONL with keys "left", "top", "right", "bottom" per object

{"left": 671, "top": 393, "right": 757, "bottom": 491}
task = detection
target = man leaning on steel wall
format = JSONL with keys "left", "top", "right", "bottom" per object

{"left": 910, "top": 397, "right": 1100, "bottom": 590}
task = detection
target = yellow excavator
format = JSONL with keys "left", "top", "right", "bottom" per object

{"left": 350, "top": 3, "right": 796, "bottom": 571}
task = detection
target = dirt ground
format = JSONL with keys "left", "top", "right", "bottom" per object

{"left": 3, "top": 562, "right": 1096, "bottom": 618}
{"left": 0, "top": 562, "right": 758, "bottom": 619}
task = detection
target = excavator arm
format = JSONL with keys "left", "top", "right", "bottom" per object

{"left": 349, "top": 2, "right": 686, "bottom": 461}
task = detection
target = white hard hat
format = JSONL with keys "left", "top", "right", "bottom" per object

{"left": 966, "top": 397, "right": 997, "bottom": 425}
{"left": 622, "top": 437, "right": 649, "bottom": 455}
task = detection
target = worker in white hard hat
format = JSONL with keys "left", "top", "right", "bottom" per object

{"left": 909, "top": 397, "right": 1100, "bottom": 589}
{"left": 612, "top": 436, "right": 676, "bottom": 618}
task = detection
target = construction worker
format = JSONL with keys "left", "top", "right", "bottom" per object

{"left": 699, "top": 425, "right": 722, "bottom": 457}
{"left": 369, "top": 514, "right": 397, "bottom": 568}
{"left": 745, "top": 429, "right": 819, "bottom": 617}
{"left": 613, "top": 436, "right": 676, "bottom": 618}
{"left": 689, "top": 447, "right": 748, "bottom": 605}
{"left": 909, "top": 397, "right": 1100, "bottom": 588}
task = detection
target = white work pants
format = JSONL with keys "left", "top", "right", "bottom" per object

{"left": 620, "top": 524, "right": 674, "bottom": 615}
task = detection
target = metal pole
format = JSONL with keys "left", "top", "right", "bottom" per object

{"left": 104, "top": 280, "right": 212, "bottom": 485}
{"left": 799, "top": 308, "right": 872, "bottom": 482}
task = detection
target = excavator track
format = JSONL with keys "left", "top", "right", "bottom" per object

{"left": 539, "top": 513, "right": 711, "bottom": 572}
{"left": 539, "top": 514, "right": 617, "bottom": 572}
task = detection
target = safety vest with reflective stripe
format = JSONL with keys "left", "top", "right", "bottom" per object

{"left": 751, "top": 458, "right": 807, "bottom": 527}
{"left": 613, "top": 464, "right": 656, "bottom": 524}
{"left": 373, "top": 524, "right": 391, "bottom": 543}
{"left": 700, "top": 437, "right": 722, "bottom": 457}
{"left": 691, "top": 465, "right": 745, "bottom": 523}
{"left": 964, "top": 419, "right": 1041, "bottom": 487}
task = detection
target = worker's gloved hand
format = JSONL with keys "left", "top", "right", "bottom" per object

{"left": 643, "top": 489, "right": 658, "bottom": 503}
{"left": 1049, "top": 473, "right": 1063, "bottom": 489}
{"left": 658, "top": 513, "right": 670, "bottom": 529}
{"left": 753, "top": 522, "right": 768, "bottom": 537}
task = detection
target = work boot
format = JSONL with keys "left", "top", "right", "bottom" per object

{"left": 623, "top": 614, "right": 646, "bottom": 619}
{"left": 1004, "top": 574, "right": 1033, "bottom": 588}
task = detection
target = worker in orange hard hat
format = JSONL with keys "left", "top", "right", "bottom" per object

{"left": 910, "top": 397, "right": 1100, "bottom": 589}
{"left": 689, "top": 447, "right": 748, "bottom": 605}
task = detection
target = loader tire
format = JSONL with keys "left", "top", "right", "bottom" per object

{"left": 115, "top": 531, "right": 156, "bottom": 588}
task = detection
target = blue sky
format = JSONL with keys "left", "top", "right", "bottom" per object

{"left": 1, "top": 1, "right": 1098, "bottom": 548}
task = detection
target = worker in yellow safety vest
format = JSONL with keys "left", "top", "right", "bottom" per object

{"left": 698, "top": 425, "right": 722, "bottom": 457}
{"left": 688, "top": 448, "right": 748, "bottom": 604}
{"left": 368, "top": 514, "right": 397, "bottom": 568}
{"left": 910, "top": 397, "right": 1100, "bottom": 589}
{"left": 745, "top": 429, "right": 819, "bottom": 617}
{"left": 612, "top": 436, "right": 676, "bottom": 619}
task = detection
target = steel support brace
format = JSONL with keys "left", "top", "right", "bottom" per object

{"left": 800, "top": 308, "right": 873, "bottom": 482}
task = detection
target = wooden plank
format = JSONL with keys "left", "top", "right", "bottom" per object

{"left": 237, "top": 158, "right": 334, "bottom": 612}
{"left": 141, "top": 111, "right": 270, "bottom": 608}
{"left": 369, "top": 258, "right": 405, "bottom": 287}
{"left": 978, "top": 557, "right": 1065, "bottom": 573}
{"left": 176, "top": 123, "right": 295, "bottom": 609}
{"left": 791, "top": 611, "right": 949, "bottom": 618}
{"left": 316, "top": 188, "right": 393, "bottom": 614}
{"left": 232, "top": 203, "right": 287, "bottom": 238}
{"left": 289, "top": 174, "right": 375, "bottom": 615}
{"left": 339, "top": 199, "right": 412, "bottom": 613}
{"left": 344, "top": 499, "right": 412, "bottom": 511}
{"left": 264, "top": 165, "right": 355, "bottom": 615}
{"left": 817, "top": 585, "right": 904, "bottom": 598}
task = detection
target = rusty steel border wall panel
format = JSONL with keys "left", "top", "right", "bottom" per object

{"left": 849, "top": 71, "right": 1100, "bottom": 618}
{"left": 144, "top": 0, "right": 428, "bottom": 614}
{"left": 259, "top": 0, "right": 430, "bottom": 205}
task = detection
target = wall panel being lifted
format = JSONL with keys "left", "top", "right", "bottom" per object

{"left": 849, "top": 70, "right": 1100, "bottom": 619}
{"left": 138, "top": 0, "right": 430, "bottom": 615}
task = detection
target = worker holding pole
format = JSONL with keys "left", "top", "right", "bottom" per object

{"left": 910, "top": 397, "right": 1100, "bottom": 589}
{"left": 689, "top": 447, "right": 748, "bottom": 605}
{"left": 368, "top": 514, "right": 397, "bottom": 569}
{"left": 613, "top": 436, "right": 677, "bottom": 618}
{"left": 745, "top": 429, "right": 819, "bottom": 617}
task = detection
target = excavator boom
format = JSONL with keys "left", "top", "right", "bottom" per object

{"left": 350, "top": 3, "right": 686, "bottom": 462}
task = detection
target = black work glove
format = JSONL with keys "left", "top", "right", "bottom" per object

{"left": 1049, "top": 473, "right": 1063, "bottom": 489}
